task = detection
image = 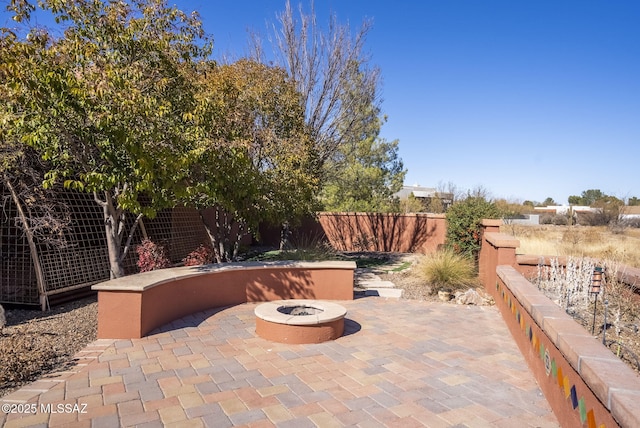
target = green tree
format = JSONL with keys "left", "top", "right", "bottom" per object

{"left": 2, "top": 0, "right": 210, "bottom": 277}
{"left": 185, "top": 59, "right": 318, "bottom": 261}
{"left": 568, "top": 195, "right": 582, "bottom": 205}
{"left": 319, "top": 64, "right": 405, "bottom": 213}
{"left": 314, "top": 54, "right": 404, "bottom": 212}
{"left": 400, "top": 193, "right": 425, "bottom": 213}
{"left": 593, "top": 195, "right": 624, "bottom": 224}
{"left": 569, "top": 189, "right": 607, "bottom": 206}
{"left": 251, "top": 1, "right": 406, "bottom": 213}
{"left": 445, "top": 194, "right": 501, "bottom": 261}
{"left": 542, "top": 197, "right": 556, "bottom": 206}
{"left": 628, "top": 197, "right": 640, "bottom": 206}
{"left": 425, "top": 194, "right": 445, "bottom": 214}
{"left": 320, "top": 135, "right": 404, "bottom": 212}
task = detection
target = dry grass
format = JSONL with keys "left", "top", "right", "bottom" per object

{"left": 533, "top": 258, "right": 640, "bottom": 372}
{"left": 506, "top": 224, "right": 640, "bottom": 268}
{"left": 417, "top": 249, "right": 478, "bottom": 294}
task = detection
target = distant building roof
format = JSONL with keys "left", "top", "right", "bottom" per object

{"left": 395, "top": 185, "right": 438, "bottom": 199}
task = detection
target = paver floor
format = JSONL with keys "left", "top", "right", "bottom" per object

{"left": 1, "top": 298, "right": 559, "bottom": 427}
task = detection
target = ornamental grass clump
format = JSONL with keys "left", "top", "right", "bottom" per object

{"left": 419, "top": 249, "right": 477, "bottom": 294}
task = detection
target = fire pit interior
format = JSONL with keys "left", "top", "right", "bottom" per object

{"left": 277, "top": 305, "right": 324, "bottom": 316}
{"left": 255, "top": 300, "right": 347, "bottom": 344}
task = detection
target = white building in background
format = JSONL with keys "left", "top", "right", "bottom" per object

{"left": 620, "top": 206, "right": 640, "bottom": 220}
{"left": 394, "top": 184, "right": 454, "bottom": 211}
{"left": 533, "top": 205, "right": 598, "bottom": 215}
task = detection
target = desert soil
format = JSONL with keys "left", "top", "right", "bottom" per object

{"left": 0, "top": 296, "right": 97, "bottom": 397}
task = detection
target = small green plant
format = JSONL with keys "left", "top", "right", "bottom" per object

{"left": 418, "top": 249, "right": 477, "bottom": 294}
{"left": 445, "top": 194, "right": 501, "bottom": 259}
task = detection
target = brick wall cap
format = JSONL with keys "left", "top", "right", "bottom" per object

{"left": 485, "top": 232, "right": 519, "bottom": 248}
{"left": 93, "top": 260, "right": 356, "bottom": 292}
{"left": 481, "top": 219, "right": 503, "bottom": 227}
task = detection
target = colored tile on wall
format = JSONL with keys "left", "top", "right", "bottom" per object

{"left": 587, "top": 409, "right": 596, "bottom": 428}
{"left": 579, "top": 397, "right": 587, "bottom": 423}
{"left": 500, "top": 274, "right": 602, "bottom": 428}
{"left": 570, "top": 386, "right": 578, "bottom": 409}
{"left": 557, "top": 367, "right": 564, "bottom": 388}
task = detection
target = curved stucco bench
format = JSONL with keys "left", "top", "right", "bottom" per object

{"left": 92, "top": 260, "right": 356, "bottom": 339}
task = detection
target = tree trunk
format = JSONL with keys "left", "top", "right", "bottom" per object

{"left": 97, "top": 191, "right": 127, "bottom": 279}
{"left": 279, "top": 221, "right": 290, "bottom": 250}
{"left": 104, "top": 213, "right": 125, "bottom": 279}
{"left": 199, "top": 208, "right": 244, "bottom": 263}
{"left": 199, "top": 210, "right": 222, "bottom": 263}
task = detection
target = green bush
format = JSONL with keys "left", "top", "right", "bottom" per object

{"left": 418, "top": 249, "right": 477, "bottom": 294}
{"left": 445, "top": 195, "right": 501, "bottom": 259}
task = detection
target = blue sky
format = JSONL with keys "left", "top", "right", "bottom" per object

{"left": 181, "top": 0, "right": 640, "bottom": 204}
{"left": 3, "top": 1, "right": 639, "bottom": 204}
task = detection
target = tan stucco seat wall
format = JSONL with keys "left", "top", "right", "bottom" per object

{"left": 92, "top": 261, "right": 356, "bottom": 339}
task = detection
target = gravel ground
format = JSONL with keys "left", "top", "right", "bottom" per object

{"left": 379, "top": 269, "right": 439, "bottom": 301}
{"left": 0, "top": 296, "right": 97, "bottom": 397}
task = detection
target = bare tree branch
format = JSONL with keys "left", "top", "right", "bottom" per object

{"left": 251, "top": 0, "right": 381, "bottom": 176}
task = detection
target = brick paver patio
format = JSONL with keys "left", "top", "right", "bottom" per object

{"left": 1, "top": 297, "right": 559, "bottom": 427}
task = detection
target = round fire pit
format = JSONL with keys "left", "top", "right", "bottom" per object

{"left": 254, "top": 300, "right": 347, "bottom": 344}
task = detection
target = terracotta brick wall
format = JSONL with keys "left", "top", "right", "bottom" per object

{"left": 260, "top": 213, "right": 447, "bottom": 254}
{"left": 478, "top": 222, "right": 640, "bottom": 428}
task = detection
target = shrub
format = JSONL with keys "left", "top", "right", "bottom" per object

{"left": 418, "top": 249, "right": 477, "bottom": 294}
{"left": 183, "top": 244, "right": 215, "bottom": 266}
{"left": 136, "top": 238, "right": 171, "bottom": 272}
{"left": 552, "top": 214, "right": 568, "bottom": 225}
{"left": 281, "top": 232, "right": 336, "bottom": 261}
{"left": 445, "top": 195, "right": 501, "bottom": 259}
{"left": 580, "top": 209, "right": 620, "bottom": 227}
{"left": 540, "top": 214, "right": 554, "bottom": 225}
{"left": 622, "top": 218, "right": 640, "bottom": 228}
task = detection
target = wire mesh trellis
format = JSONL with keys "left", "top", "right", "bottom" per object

{"left": 1, "top": 187, "right": 39, "bottom": 304}
{"left": 1, "top": 185, "right": 209, "bottom": 308}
